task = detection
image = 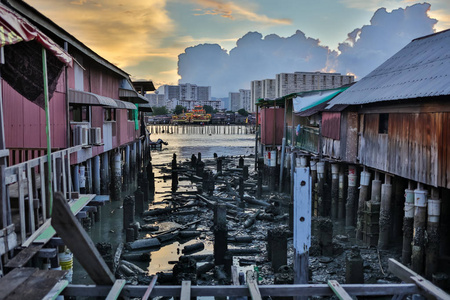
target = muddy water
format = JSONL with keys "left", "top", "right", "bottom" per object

{"left": 72, "top": 126, "right": 255, "bottom": 284}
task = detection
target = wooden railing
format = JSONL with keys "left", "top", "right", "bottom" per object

{"left": 294, "top": 125, "right": 320, "bottom": 154}
{"left": 2, "top": 145, "right": 82, "bottom": 247}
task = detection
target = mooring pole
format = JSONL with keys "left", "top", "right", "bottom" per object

{"left": 402, "top": 182, "right": 415, "bottom": 265}
{"left": 425, "top": 188, "right": 441, "bottom": 279}
{"left": 378, "top": 175, "right": 392, "bottom": 250}
{"left": 356, "top": 168, "right": 370, "bottom": 240}
{"left": 293, "top": 167, "right": 311, "bottom": 289}
{"left": 411, "top": 183, "right": 427, "bottom": 274}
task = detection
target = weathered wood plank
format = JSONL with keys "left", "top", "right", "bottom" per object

{"left": 388, "top": 258, "right": 450, "bottom": 300}
{"left": 0, "top": 269, "right": 67, "bottom": 300}
{"left": 0, "top": 267, "right": 37, "bottom": 299}
{"left": 63, "top": 283, "right": 420, "bottom": 298}
{"left": 43, "top": 279, "right": 68, "bottom": 300}
{"left": 40, "top": 159, "right": 47, "bottom": 220}
{"left": 142, "top": 275, "right": 158, "bottom": 300}
{"left": 26, "top": 163, "right": 35, "bottom": 234}
{"left": 5, "top": 243, "right": 43, "bottom": 268}
{"left": 327, "top": 280, "right": 353, "bottom": 300}
{"left": 180, "top": 280, "right": 191, "bottom": 300}
{"left": 17, "top": 165, "right": 26, "bottom": 242}
{"left": 246, "top": 271, "right": 262, "bottom": 300}
{"left": 105, "top": 279, "right": 126, "bottom": 300}
{"left": 51, "top": 192, "right": 115, "bottom": 285}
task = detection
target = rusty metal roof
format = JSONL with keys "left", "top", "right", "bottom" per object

{"left": 327, "top": 29, "right": 450, "bottom": 108}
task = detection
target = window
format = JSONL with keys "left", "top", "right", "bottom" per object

{"left": 128, "top": 109, "right": 134, "bottom": 121}
{"left": 379, "top": 114, "right": 389, "bottom": 134}
{"left": 104, "top": 108, "right": 116, "bottom": 121}
{"left": 70, "top": 105, "right": 89, "bottom": 122}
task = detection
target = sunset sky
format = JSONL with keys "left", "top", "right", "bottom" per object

{"left": 25, "top": 0, "right": 450, "bottom": 96}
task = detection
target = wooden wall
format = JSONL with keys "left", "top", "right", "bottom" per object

{"left": 359, "top": 112, "right": 449, "bottom": 188}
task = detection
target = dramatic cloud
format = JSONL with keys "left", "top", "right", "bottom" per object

{"left": 178, "top": 3, "right": 437, "bottom": 97}
{"left": 337, "top": 3, "right": 437, "bottom": 78}
{"left": 191, "top": 0, "right": 292, "bottom": 25}
{"left": 178, "top": 31, "right": 336, "bottom": 97}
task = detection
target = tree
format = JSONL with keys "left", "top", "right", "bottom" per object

{"left": 173, "top": 105, "right": 187, "bottom": 115}
{"left": 237, "top": 108, "right": 249, "bottom": 116}
{"left": 203, "top": 105, "right": 215, "bottom": 114}
{"left": 152, "top": 106, "right": 169, "bottom": 115}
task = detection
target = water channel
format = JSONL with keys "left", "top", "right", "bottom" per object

{"left": 73, "top": 125, "right": 256, "bottom": 284}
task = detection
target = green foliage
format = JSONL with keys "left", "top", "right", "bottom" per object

{"left": 237, "top": 108, "right": 249, "bottom": 116}
{"left": 203, "top": 105, "right": 215, "bottom": 114}
{"left": 174, "top": 105, "right": 187, "bottom": 115}
{"left": 151, "top": 106, "right": 169, "bottom": 115}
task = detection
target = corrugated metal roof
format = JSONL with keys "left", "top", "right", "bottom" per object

{"left": 293, "top": 88, "right": 346, "bottom": 113}
{"left": 327, "top": 29, "right": 450, "bottom": 108}
{"left": 68, "top": 89, "right": 118, "bottom": 107}
{"left": 119, "top": 88, "right": 150, "bottom": 104}
{"left": 114, "top": 99, "right": 137, "bottom": 110}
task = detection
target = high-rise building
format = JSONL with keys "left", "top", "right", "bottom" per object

{"left": 145, "top": 92, "right": 165, "bottom": 107}
{"left": 159, "top": 83, "right": 213, "bottom": 110}
{"left": 240, "top": 89, "right": 252, "bottom": 112}
{"left": 275, "top": 72, "right": 354, "bottom": 98}
{"left": 229, "top": 92, "right": 241, "bottom": 112}
{"left": 250, "top": 80, "right": 265, "bottom": 113}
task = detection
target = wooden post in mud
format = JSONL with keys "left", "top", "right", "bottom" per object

{"left": 402, "top": 182, "right": 414, "bottom": 265}
{"left": 411, "top": 183, "right": 427, "bottom": 274}
{"left": 293, "top": 167, "right": 311, "bottom": 286}
{"left": 134, "top": 187, "right": 144, "bottom": 216}
{"left": 172, "top": 153, "right": 178, "bottom": 192}
{"left": 346, "top": 165, "right": 357, "bottom": 228}
{"left": 316, "top": 161, "right": 325, "bottom": 217}
{"left": 214, "top": 203, "right": 227, "bottom": 266}
{"left": 356, "top": 168, "right": 370, "bottom": 240}
{"left": 331, "top": 163, "right": 339, "bottom": 220}
{"left": 378, "top": 175, "right": 392, "bottom": 250}
{"left": 111, "top": 151, "right": 122, "bottom": 202}
{"left": 338, "top": 165, "right": 345, "bottom": 220}
{"left": 123, "top": 195, "right": 135, "bottom": 232}
{"left": 146, "top": 162, "right": 155, "bottom": 195}
{"left": 425, "top": 188, "right": 441, "bottom": 279}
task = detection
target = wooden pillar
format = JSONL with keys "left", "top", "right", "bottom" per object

{"left": 346, "top": 165, "right": 357, "bottom": 227}
{"left": 356, "top": 169, "right": 370, "bottom": 240}
{"left": 411, "top": 183, "right": 427, "bottom": 274}
{"left": 331, "top": 163, "right": 339, "bottom": 220}
{"left": 378, "top": 175, "right": 392, "bottom": 250}
{"left": 402, "top": 182, "right": 415, "bottom": 265}
{"left": 425, "top": 188, "right": 441, "bottom": 279}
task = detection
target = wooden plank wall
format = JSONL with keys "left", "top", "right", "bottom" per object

{"left": 359, "top": 113, "right": 448, "bottom": 188}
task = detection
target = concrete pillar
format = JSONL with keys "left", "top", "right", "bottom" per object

{"left": 346, "top": 247, "right": 364, "bottom": 283}
{"left": 72, "top": 164, "right": 80, "bottom": 192}
{"left": 402, "top": 183, "right": 415, "bottom": 265}
{"left": 338, "top": 165, "right": 345, "bottom": 220}
{"left": 268, "top": 228, "right": 288, "bottom": 271}
{"left": 111, "top": 151, "right": 122, "bottom": 202}
{"left": 134, "top": 187, "right": 144, "bottom": 216}
{"left": 100, "top": 152, "right": 109, "bottom": 195}
{"left": 425, "top": 188, "right": 441, "bottom": 279}
{"left": 317, "top": 161, "right": 326, "bottom": 217}
{"left": 371, "top": 172, "right": 382, "bottom": 203}
{"left": 346, "top": 165, "right": 357, "bottom": 228}
{"left": 411, "top": 183, "right": 427, "bottom": 274}
{"left": 331, "top": 163, "right": 339, "bottom": 220}
{"left": 93, "top": 155, "right": 101, "bottom": 195}
{"left": 378, "top": 175, "right": 392, "bottom": 250}
{"left": 356, "top": 169, "right": 370, "bottom": 240}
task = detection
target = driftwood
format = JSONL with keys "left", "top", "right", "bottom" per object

{"left": 227, "top": 248, "right": 261, "bottom": 255}
{"left": 140, "top": 225, "right": 159, "bottom": 232}
{"left": 244, "top": 210, "right": 261, "bottom": 228}
{"left": 228, "top": 236, "right": 253, "bottom": 243}
{"left": 121, "top": 252, "right": 151, "bottom": 262}
{"left": 121, "top": 260, "right": 147, "bottom": 275}
{"left": 149, "top": 219, "right": 202, "bottom": 239}
{"left": 179, "top": 231, "right": 201, "bottom": 238}
{"left": 182, "top": 242, "right": 204, "bottom": 254}
{"left": 179, "top": 254, "right": 213, "bottom": 262}
{"left": 126, "top": 237, "right": 161, "bottom": 250}
{"left": 197, "top": 262, "right": 215, "bottom": 276}
{"left": 244, "top": 197, "right": 270, "bottom": 207}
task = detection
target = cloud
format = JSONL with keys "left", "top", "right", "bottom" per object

{"left": 178, "top": 31, "right": 336, "bottom": 96}
{"left": 178, "top": 3, "right": 437, "bottom": 97}
{"left": 337, "top": 3, "right": 437, "bottom": 78}
{"left": 190, "top": 0, "right": 292, "bottom": 25}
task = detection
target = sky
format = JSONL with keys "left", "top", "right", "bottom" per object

{"left": 26, "top": 0, "right": 450, "bottom": 97}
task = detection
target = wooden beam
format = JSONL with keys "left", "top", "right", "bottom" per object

{"left": 180, "top": 281, "right": 191, "bottom": 300}
{"left": 0, "top": 268, "right": 37, "bottom": 299}
{"left": 51, "top": 192, "right": 115, "bottom": 285}
{"left": 26, "top": 163, "right": 35, "bottom": 234}
{"left": 327, "top": 280, "right": 353, "bottom": 300}
{"left": 43, "top": 279, "right": 68, "bottom": 300}
{"left": 105, "top": 279, "right": 126, "bottom": 300}
{"left": 5, "top": 244, "right": 43, "bottom": 268}
{"left": 246, "top": 271, "right": 262, "bottom": 300}
{"left": 388, "top": 258, "right": 450, "bottom": 300}
{"left": 63, "top": 283, "right": 421, "bottom": 298}
{"left": 141, "top": 275, "right": 158, "bottom": 300}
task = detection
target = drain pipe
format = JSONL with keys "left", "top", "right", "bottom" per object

{"left": 411, "top": 183, "right": 427, "bottom": 274}
{"left": 402, "top": 181, "right": 414, "bottom": 265}
{"left": 425, "top": 188, "right": 441, "bottom": 279}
